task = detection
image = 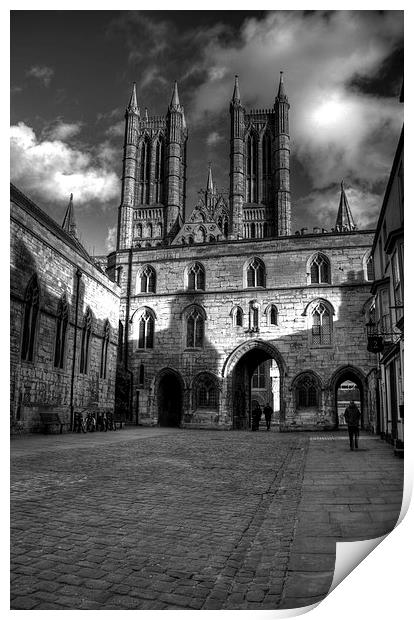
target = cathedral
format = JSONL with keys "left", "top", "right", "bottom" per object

{"left": 10, "top": 74, "right": 378, "bottom": 434}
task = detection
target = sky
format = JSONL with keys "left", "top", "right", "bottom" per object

{"left": 10, "top": 9, "right": 404, "bottom": 255}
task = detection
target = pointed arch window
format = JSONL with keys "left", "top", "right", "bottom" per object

{"left": 21, "top": 274, "right": 39, "bottom": 362}
{"left": 140, "top": 265, "right": 156, "bottom": 293}
{"left": 231, "top": 306, "right": 244, "bottom": 327}
{"left": 187, "top": 262, "right": 205, "bottom": 291}
{"left": 246, "top": 258, "right": 265, "bottom": 288}
{"left": 265, "top": 304, "right": 278, "bottom": 326}
{"left": 100, "top": 320, "right": 110, "bottom": 379}
{"left": 54, "top": 294, "right": 69, "bottom": 369}
{"left": 80, "top": 307, "right": 92, "bottom": 374}
{"left": 138, "top": 310, "right": 155, "bottom": 349}
{"left": 365, "top": 252, "right": 374, "bottom": 281}
{"left": 223, "top": 216, "right": 229, "bottom": 237}
{"left": 249, "top": 301, "right": 260, "bottom": 331}
{"left": 246, "top": 133, "right": 258, "bottom": 203}
{"left": 262, "top": 132, "right": 272, "bottom": 205}
{"left": 140, "top": 137, "right": 151, "bottom": 205}
{"left": 154, "top": 138, "right": 164, "bottom": 203}
{"left": 309, "top": 253, "right": 331, "bottom": 284}
{"left": 186, "top": 307, "right": 205, "bottom": 348}
{"left": 311, "top": 302, "right": 332, "bottom": 346}
{"left": 295, "top": 374, "right": 320, "bottom": 408}
{"left": 194, "top": 373, "right": 218, "bottom": 409}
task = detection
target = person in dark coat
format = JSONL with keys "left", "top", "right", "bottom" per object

{"left": 252, "top": 404, "right": 262, "bottom": 431}
{"left": 344, "top": 400, "right": 361, "bottom": 450}
{"left": 263, "top": 403, "right": 273, "bottom": 431}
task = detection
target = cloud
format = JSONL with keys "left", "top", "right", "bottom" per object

{"left": 295, "top": 185, "right": 382, "bottom": 232}
{"left": 46, "top": 120, "right": 83, "bottom": 141}
{"left": 187, "top": 10, "right": 403, "bottom": 192}
{"left": 105, "top": 121, "right": 124, "bottom": 138}
{"left": 27, "top": 65, "right": 54, "bottom": 87}
{"left": 206, "top": 131, "right": 224, "bottom": 147}
{"left": 105, "top": 226, "right": 117, "bottom": 252}
{"left": 10, "top": 122, "right": 120, "bottom": 206}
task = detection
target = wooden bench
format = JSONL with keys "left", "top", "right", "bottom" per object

{"left": 39, "top": 410, "right": 64, "bottom": 434}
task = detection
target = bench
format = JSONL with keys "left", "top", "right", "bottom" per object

{"left": 39, "top": 411, "right": 64, "bottom": 434}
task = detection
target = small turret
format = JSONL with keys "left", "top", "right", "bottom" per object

{"left": 335, "top": 180, "right": 357, "bottom": 232}
{"left": 127, "top": 82, "right": 139, "bottom": 116}
{"left": 62, "top": 193, "right": 77, "bottom": 238}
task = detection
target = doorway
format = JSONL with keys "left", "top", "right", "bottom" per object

{"left": 157, "top": 371, "right": 183, "bottom": 427}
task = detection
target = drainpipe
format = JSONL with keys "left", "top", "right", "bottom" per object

{"left": 70, "top": 268, "right": 82, "bottom": 430}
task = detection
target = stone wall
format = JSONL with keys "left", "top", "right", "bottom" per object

{"left": 10, "top": 187, "right": 120, "bottom": 434}
{"left": 116, "top": 230, "right": 377, "bottom": 430}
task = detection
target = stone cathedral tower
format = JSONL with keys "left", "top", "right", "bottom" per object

{"left": 229, "top": 72, "right": 291, "bottom": 239}
{"left": 117, "top": 82, "right": 188, "bottom": 250}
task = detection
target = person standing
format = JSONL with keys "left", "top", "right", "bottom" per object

{"left": 344, "top": 400, "right": 361, "bottom": 450}
{"left": 263, "top": 403, "right": 273, "bottom": 431}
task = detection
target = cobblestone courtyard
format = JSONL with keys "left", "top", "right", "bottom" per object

{"left": 10, "top": 428, "right": 404, "bottom": 610}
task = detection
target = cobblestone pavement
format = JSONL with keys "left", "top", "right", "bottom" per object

{"left": 10, "top": 428, "right": 404, "bottom": 610}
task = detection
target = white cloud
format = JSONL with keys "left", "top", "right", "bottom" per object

{"left": 105, "top": 121, "right": 124, "bottom": 138}
{"left": 27, "top": 65, "right": 54, "bottom": 87}
{"left": 105, "top": 226, "right": 117, "bottom": 252}
{"left": 295, "top": 185, "right": 382, "bottom": 231}
{"left": 206, "top": 131, "right": 223, "bottom": 147}
{"left": 46, "top": 121, "right": 83, "bottom": 141}
{"left": 10, "top": 122, "right": 120, "bottom": 205}
{"left": 188, "top": 11, "right": 403, "bottom": 191}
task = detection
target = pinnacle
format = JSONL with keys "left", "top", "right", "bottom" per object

{"left": 232, "top": 74, "right": 241, "bottom": 104}
{"left": 276, "top": 71, "right": 288, "bottom": 101}
{"left": 170, "top": 81, "right": 181, "bottom": 109}
{"left": 62, "top": 193, "right": 77, "bottom": 238}
{"left": 207, "top": 162, "right": 214, "bottom": 193}
{"left": 335, "top": 180, "right": 357, "bottom": 232}
{"left": 127, "top": 82, "right": 139, "bottom": 114}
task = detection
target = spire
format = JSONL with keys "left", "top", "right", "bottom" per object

{"left": 127, "top": 82, "right": 139, "bottom": 115}
{"left": 144, "top": 107, "right": 149, "bottom": 122}
{"left": 276, "top": 71, "right": 288, "bottom": 102}
{"left": 207, "top": 162, "right": 214, "bottom": 193}
{"left": 232, "top": 74, "right": 241, "bottom": 104}
{"left": 335, "top": 180, "right": 357, "bottom": 232}
{"left": 169, "top": 81, "right": 181, "bottom": 110}
{"left": 62, "top": 193, "right": 77, "bottom": 238}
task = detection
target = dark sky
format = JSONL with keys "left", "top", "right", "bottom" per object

{"left": 10, "top": 10, "right": 403, "bottom": 254}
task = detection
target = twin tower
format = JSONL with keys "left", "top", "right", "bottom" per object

{"left": 117, "top": 73, "right": 291, "bottom": 250}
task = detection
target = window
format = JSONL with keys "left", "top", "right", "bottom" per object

{"left": 117, "top": 320, "right": 124, "bottom": 363}
{"left": 80, "top": 307, "right": 92, "bottom": 374}
{"left": 187, "top": 263, "right": 205, "bottom": 291}
{"left": 231, "top": 306, "right": 243, "bottom": 327}
{"left": 21, "top": 274, "right": 39, "bottom": 362}
{"left": 265, "top": 304, "right": 278, "bottom": 326}
{"left": 309, "top": 253, "right": 330, "bottom": 284}
{"left": 140, "top": 265, "right": 156, "bottom": 293}
{"left": 246, "top": 133, "right": 258, "bottom": 202}
{"left": 246, "top": 258, "right": 265, "bottom": 288}
{"left": 252, "top": 363, "right": 266, "bottom": 389}
{"left": 154, "top": 138, "right": 164, "bottom": 203}
{"left": 194, "top": 374, "right": 219, "bottom": 409}
{"left": 186, "top": 307, "right": 204, "bottom": 348}
{"left": 311, "top": 302, "right": 332, "bottom": 345}
{"left": 392, "top": 247, "right": 403, "bottom": 322}
{"left": 262, "top": 132, "right": 272, "bottom": 205}
{"left": 54, "top": 295, "right": 68, "bottom": 369}
{"left": 140, "top": 138, "right": 151, "bottom": 204}
{"left": 139, "top": 363, "right": 145, "bottom": 386}
{"left": 365, "top": 252, "right": 374, "bottom": 281}
{"left": 138, "top": 310, "right": 155, "bottom": 349}
{"left": 100, "top": 320, "right": 110, "bottom": 379}
{"left": 295, "top": 374, "right": 319, "bottom": 408}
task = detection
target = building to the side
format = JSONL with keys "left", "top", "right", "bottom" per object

{"left": 368, "top": 127, "right": 404, "bottom": 454}
{"left": 10, "top": 185, "right": 120, "bottom": 434}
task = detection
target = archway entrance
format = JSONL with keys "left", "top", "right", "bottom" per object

{"left": 331, "top": 367, "right": 365, "bottom": 429}
{"left": 157, "top": 371, "right": 183, "bottom": 427}
{"left": 224, "top": 340, "right": 284, "bottom": 430}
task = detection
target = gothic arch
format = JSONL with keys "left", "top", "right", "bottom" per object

{"left": 301, "top": 297, "right": 336, "bottom": 317}
{"left": 222, "top": 338, "right": 287, "bottom": 379}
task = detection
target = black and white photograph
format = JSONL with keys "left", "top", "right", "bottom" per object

{"left": 9, "top": 7, "right": 405, "bottom": 614}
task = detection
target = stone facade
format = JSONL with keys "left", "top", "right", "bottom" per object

{"left": 112, "top": 230, "right": 376, "bottom": 430}
{"left": 10, "top": 185, "right": 120, "bottom": 434}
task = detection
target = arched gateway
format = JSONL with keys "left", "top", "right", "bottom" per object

{"left": 156, "top": 368, "right": 184, "bottom": 427}
{"left": 222, "top": 340, "right": 286, "bottom": 430}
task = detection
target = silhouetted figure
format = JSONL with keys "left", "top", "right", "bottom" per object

{"left": 344, "top": 400, "right": 361, "bottom": 450}
{"left": 252, "top": 404, "right": 262, "bottom": 431}
{"left": 263, "top": 403, "right": 273, "bottom": 431}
